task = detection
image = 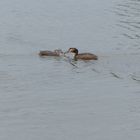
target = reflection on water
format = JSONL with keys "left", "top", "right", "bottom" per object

{"left": 114, "top": 0, "right": 140, "bottom": 52}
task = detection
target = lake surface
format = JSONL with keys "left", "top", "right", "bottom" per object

{"left": 0, "top": 0, "right": 140, "bottom": 139}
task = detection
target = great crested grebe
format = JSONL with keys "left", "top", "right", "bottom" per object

{"left": 66, "top": 48, "right": 98, "bottom": 60}
{"left": 39, "top": 49, "right": 63, "bottom": 56}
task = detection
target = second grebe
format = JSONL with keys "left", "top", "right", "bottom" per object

{"left": 39, "top": 49, "right": 63, "bottom": 56}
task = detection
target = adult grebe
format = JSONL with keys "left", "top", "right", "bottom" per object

{"left": 66, "top": 48, "right": 98, "bottom": 60}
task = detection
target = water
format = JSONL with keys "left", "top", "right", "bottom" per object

{"left": 0, "top": 0, "right": 140, "bottom": 139}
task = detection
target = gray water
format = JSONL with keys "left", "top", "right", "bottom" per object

{"left": 0, "top": 0, "right": 140, "bottom": 139}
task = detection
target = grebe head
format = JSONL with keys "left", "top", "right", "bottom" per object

{"left": 68, "top": 48, "right": 78, "bottom": 55}
{"left": 64, "top": 48, "right": 79, "bottom": 60}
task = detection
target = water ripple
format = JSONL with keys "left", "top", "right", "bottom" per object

{"left": 114, "top": 0, "right": 140, "bottom": 53}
